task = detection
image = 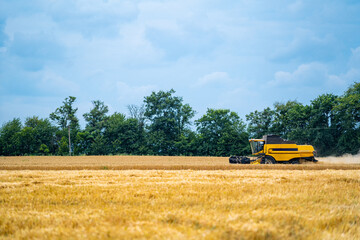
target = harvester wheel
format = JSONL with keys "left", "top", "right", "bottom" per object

{"left": 263, "top": 156, "right": 276, "bottom": 164}
{"left": 229, "top": 156, "right": 251, "bottom": 164}
{"left": 291, "top": 159, "right": 300, "bottom": 164}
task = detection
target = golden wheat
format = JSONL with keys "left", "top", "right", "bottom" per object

{"left": 0, "top": 170, "right": 359, "bottom": 239}
{"left": 0, "top": 156, "right": 359, "bottom": 170}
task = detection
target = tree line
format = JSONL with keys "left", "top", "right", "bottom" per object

{"left": 1, "top": 82, "right": 359, "bottom": 157}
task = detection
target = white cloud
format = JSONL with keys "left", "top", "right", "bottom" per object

{"left": 270, "top": 29, "right": 337, "bottom": 62}
{"left": 119, "top": 23, "right": 165, "bottom": 63}
{"left": 350, "top": 46, "right": 360, "bottom": 67}
{"left": 216, "top": 83, "right": 263, "bottom": 116}
{"left": 194, "top": 72, "right": 230, "bottom": 87}
{"left": 270, "top": 62, "right": 328, "bottom": 86}
{"left": 115, "top": 81, "right": 157, "bottom": 103}
{"left": 288, "top": 0, "right": 304, "bottom": 12}
{"left": 328, "top": 68, "right": 360, "bottom": 88}
{"left": 4, "top": 14, "right": 57, "bottom": 40}
{"left": 74, "top": 0, "right": 137, "bottom": 15}
{"left": 38, "top": 70, "right": 79, "bottom": 94}
{"left": 270, "top": 46, "right": 360, "bottom": 92}
{"left": 2, "top": 0, "right": 360, "bottom": 126}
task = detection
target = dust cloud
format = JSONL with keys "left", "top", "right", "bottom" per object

{"left": 318, "top": 153, "right": 360, "bottom": 164}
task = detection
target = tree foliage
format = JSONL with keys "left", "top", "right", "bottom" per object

{"left": 144, "top": 89, "right": 195, "bottom": 155}
{"left": 0, "top": 118, "right": 22, "bottom": 155}
{"left": 333, "top": 82, "right": 360, "bottom": 155}
{"left": 196, "top": 109, "right": 249, "bottom": 156}
{"left": 1, "top": 82, "right": 359, "bottom": 157}
{"left": 245, "top": 82, "right": 360, "bottom": 156}
{"left": 50, "top": 96, "right": 79, "bottom": 130}
{"left": 49, "top": 96, "right": 80, "bottom": 155}
{"left": 81, "top": 100, "right": 109, "bottom": 155}
{"left": 246, "top": 107, "right": 275, "bottom": 139}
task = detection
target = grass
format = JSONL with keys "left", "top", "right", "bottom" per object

{"left": 0, "top": 169, "right": 359, "bottom": 239}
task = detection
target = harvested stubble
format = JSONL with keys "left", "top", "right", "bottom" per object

{"left": 0, "top": 170, "right": 359, "bottom": 239}
{"left": 0, "top": 156, "right": 359, "bottom": 170}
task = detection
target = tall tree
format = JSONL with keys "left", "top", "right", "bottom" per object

{"left": 272, "top": 100, "right": 311, "bottom": 143}
{"left": 308, "top": 94, "right": 338, "bottom": 156}
{"left": 24, "top": 116, "right": 57, "bottom": 155}
{"left": 196, "top": 109, "right": 249, "bottom": 156}
{"left": 103, "top": 113, "right": 147, "bottom": 155}
{"left": 127, "top": 104, "right": 146, "bottom": 128}
{"left": 16, "top": 127, "right": 35, "bottom": 155}
{"left": 333, "top": 82, "right": 360, "bottom": 155}
{"left": 83, "top": 100, "right": 109, "bottom": 131}
{"left": 50, "top": 96, "right": 79, "bottom": 155}
{"left": 81, "top": 100, "right": 109, "bottom": 155}
{"left": 144, "top": 89, "right": 195, "bottom": 155}
{"left": 246, "top": 107, "right": 275, "bottom": 139}
{"left": 0, "top": 118, "right": 22, "bottom": 156}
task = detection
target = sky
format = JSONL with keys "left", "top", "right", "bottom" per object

{"left": 1, "top": 0, "right": 360, "bottom": 127}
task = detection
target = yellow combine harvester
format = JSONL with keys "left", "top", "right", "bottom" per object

{"left": 229, "top": 135, "right": 318, "bottom": 164}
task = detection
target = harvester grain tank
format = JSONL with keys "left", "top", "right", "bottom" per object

{"left": 229, "top": 135, "right": 318, "bottom": 164}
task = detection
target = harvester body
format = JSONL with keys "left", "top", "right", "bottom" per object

{"left": 229, "top": 135, "right": 317, "bottom": 164}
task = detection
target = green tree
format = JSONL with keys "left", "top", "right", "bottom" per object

{"left": 246, "top": 107, "right": 275, "bottom": 139}
{"left": 83, "top": 100, "right": 109, "bottom": 131}
{"left": 104, "top": 113, "right": 147, "bottom": 155}
{"left": 24, "top": 116, "right": 57, "bottom": 155}
{"left": 144, "top": 89, "right": 195, "bottom": 155}
{"left": 0, "top": 118, "right": 22, "bottom": 156}
{"left": 308, "top": 94, "right": 338, "bottom": 156}
{"left": 16, "top": 127, "right": 35, "bottom": 155}
{"left": 272, "top": 100, "right": 311, "bottom": 143}
{"left": 174, "top": 129, "right": 198, "bottom": 156}
{"left": 50, "top": 96, "right": 79, "bottom": 155}
{"left": 196, "top": 109, "right": 249, "bottom": 156}
{"left": 333, "top": 82, "right": 360, "bottom": 155}
{"left": 82, "top": 100, "right": 109, "bottom": 155}
{"left": 58, "top": 136, "right": 69, "bottom": 155}
{"left": 39, "top": 144, "right": 50, "bottom": 155}
{"left": 127, "top": 104, "right": 146, "bottom": 129}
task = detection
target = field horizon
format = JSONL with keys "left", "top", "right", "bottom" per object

{"left": 1, "top": 155, "right": 359, "bottom": 170}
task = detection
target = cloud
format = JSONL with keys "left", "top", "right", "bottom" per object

{"left": 0, "top": 19, "right": 6, "bottom": 47}
{"left": 270, "top": 30, "right": 338, "bottom": 62}
{"left": 350, "top": 46, "right": 360, "bottom": 67}
{"left": 194, "top": 72, "right": 230, "bottom": 87}
{"left": 4, "top": 14, "right": 57, "bottom": 40}
{"left": 270, "top": 62, "right": 328, "bottom": 87}
{"left": 1, "top": 0, "right": 360, "bottom": 126}
{"left": 138, "top": 0, "right": 224, "bottom": 60}
{"left": 37, "top": 1, "right": 138, "bottom": 39}
{"left": 288, "top": 0, "right": 304, "bottom": 12}
{"left": 0, "top": 95, "right": 61, "bottom": 124}
{"left": 329, "top": 68, "right": 360, "bottom": 89}
{"left": 115, "top": 81, "right": 157, "bottom": 103}
{"left": 215, "top": 81, "right": 264, "bottom": 117}
{"left": 1, "top": 14, "right": 64, "bottom": 72}
{"left": 270, "top": 46, "right": 360, "bottom": 92}
{"left": 37, "top": 70, "right": 79, "bottom": 95}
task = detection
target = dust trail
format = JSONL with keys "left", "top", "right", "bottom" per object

{"left": 318, "top": 153, "right": 360, "bottom": 164}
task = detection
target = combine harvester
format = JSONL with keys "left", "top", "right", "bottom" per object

{"left": 229, "top": 135, "right": 318, "bottom": 164}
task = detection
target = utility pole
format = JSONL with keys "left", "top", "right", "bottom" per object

{"left": 68, "top": 124, "right": 71, "bottom": 156}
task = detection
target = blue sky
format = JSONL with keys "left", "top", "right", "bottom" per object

{"left": 1, "top": 0, "right": 360, "bottom": 126}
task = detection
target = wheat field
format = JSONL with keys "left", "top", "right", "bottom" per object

{"left": 0, "top": 155, "right": 359, "bottom": 170}
{"left": 0, "top": 156, "right": 360, "bottom": 239}
{"left": 1, "top": 170, "right": 360, "bottom": 239}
